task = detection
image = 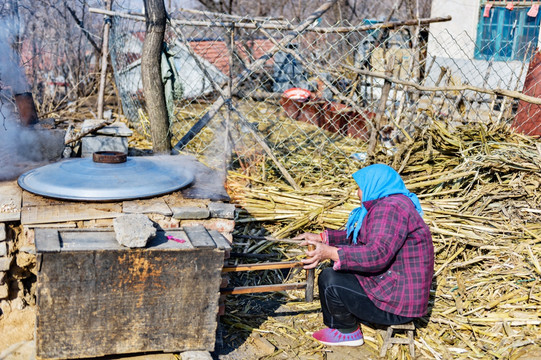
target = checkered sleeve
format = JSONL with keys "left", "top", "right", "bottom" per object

{"left": 325, "top": 229, "right": 350, "bottom": 246}
{"left": 334, "top": 200, "right": 409, "bottom": 273}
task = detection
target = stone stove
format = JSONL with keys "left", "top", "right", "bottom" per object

{"left": 0, "top": 156, "right": 235, "bottom": 359}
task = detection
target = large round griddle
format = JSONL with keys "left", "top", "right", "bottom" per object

{"left": 17, "top": 152, "right": 194, "bottom": 201}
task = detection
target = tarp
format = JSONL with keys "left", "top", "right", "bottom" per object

{"left": 512, "top": 50, "right": 541, "bottom": 137}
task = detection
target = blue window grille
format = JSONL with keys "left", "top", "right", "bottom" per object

{"left": 475, "top": 6, "right": 540, "bottom": 61}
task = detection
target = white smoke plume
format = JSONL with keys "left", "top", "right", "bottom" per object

{"left": 0, "top": 19, "right": 64, "bottom": 181}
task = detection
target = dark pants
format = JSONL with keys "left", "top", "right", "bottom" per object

{"left": 318, "top": 267, "right": 415, "bottom": 329}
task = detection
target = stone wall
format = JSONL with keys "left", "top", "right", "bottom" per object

{"left": 0, "top": 223, "right": 37, "bottom": 317}
{"left": 0, "top": 180, "right": 236, "bottom": 319}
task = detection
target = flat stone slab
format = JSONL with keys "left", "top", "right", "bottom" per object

{"left": 123, "top": 199, "right": 173, "bottom": 216}
{"left": 208, "top": 202, "right": 236, "bottom": 219}
{"left": 81, "top": 119, "right": 133, "bottom": 137}
{"left": 180, "top": 351, "right": 213, "bottom": 360}
{"left": 81, "top": 135, "right": 128, "bottom": 158}
{"left": 172, "top": 206, "right": 210, "bottom": 220}
{"left": 0, "top": 182, "right": 22, "bottom": 222}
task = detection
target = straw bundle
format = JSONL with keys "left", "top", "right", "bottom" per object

{"left": 226, "top": 118, "right": 541, "bottom": 359}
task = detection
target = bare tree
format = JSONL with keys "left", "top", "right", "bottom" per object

{"left": 142, "top": 0, "right": 171, "bottom": 154}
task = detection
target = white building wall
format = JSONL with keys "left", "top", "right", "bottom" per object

{"left": 428, "top": 0, "right": 480, "bottom": 59}
{"left": 426, "top": 0, "right": 528, "bottom": 90}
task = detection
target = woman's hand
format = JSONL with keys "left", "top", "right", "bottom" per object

{"left": 300, "top": 239, "right": 339, "bottom": 270}
{"left": 293, "top": 232, "right": 322, "bottom": 242}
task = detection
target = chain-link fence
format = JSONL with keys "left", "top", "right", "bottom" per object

{"left": 108, "top": 2, "right": 541, "bottom": 186}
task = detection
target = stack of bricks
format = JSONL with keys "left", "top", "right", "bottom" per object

{"left": 0, "top": 181, "right": 23, "bottom": 312}
{"left": 0, "top": 180, "right": 237, "bottom": 312}
{"left": 0, "top": 223, "right": 9, "bottom": 300}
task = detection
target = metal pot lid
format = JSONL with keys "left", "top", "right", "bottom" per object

{"left": 17, "top": 152, "right": 194, "bottom": 201}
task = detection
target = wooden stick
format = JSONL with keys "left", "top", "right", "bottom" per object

{"left": 169, "top": 19, "right": 301, "bottom": 190}
{"left": 257, "top": 27, "right": 377, "bottom": 138}
{"left": 222, "top": 260, "right": 304, "bottom": 273}
{"left": 305, "top": 244, "right": 316, "bottom": 302}
{"left": 89, "top": 8, "right": 451, "bottom": 33}
{"left": 229, "top": 252, "right": 278, "bottom": 260}
{"left": 97, "top": 0, "right": 113, "bottom": 121}
{"left": 234, "top": 234, "right": 303, "bottom": 245}
{"left": 170, "top": 0, "right": 338, "bottom": 154}
{"left": 64, "top": 119, "right": 113, "bottom": 145}
{"left": 343, "top": 64, "right": 541, "bottom": 105}
{"left": 369, "top": 55, "right": 395, "bottom": 155}
{"left": 220, "top": 282, "right": 307, "bottom": 295}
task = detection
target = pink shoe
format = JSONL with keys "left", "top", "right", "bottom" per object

{"left": 312, "top": 327, "right": 364, "bottom": 346}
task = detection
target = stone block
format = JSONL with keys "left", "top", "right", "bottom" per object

{"left": 172, "top": 206, "right": 210, "bottom": 220}
{"left": 179, "top": 218, "right": 235, "bottom": 233}
{"left": 0, "top": 283, "right": 8, "bottom": 299}
{"left": 113, "top": 214, "right": 157, "bottom": 248}
{"left": 147, "top": 214, "right": 180, "bottom": 229}
{"left": 0, "top": 242, "right": 7, "bottom": 257}
{"left": 0, "top": 299, "right": 11, "bottom": 316}
{"left": 81, "top": 120, "right": 133, "bottom": 137}
{"left": 180, "top": 351, "right": 213, "bottom": 360}
{"left": 19, "top": 245, "right": 36, "bottom": 255}
{"left": 0, "top": 223, "right": 5, "bottom": 241}
{"left": 0, "top": 256, "right": 12, "bottom": 271}
{"left": 81, "top": 135, "right": 128, "bottom": 158}
{"left": 16, "top": 252, "right": 36, "bottom": 270}
{"left": 208, "top": 202, "right": 236, "bottom": 219}
{"left": 0, "top": 271, "right": 6, "bottom": 285}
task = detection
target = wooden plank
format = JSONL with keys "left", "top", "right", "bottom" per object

{"left": 123, "top": 198, "right": 172, "bottom": 216}
{"left": 50, "top": 230, "right": 194, "bottom": 251}
{"left": 36, "top": 245, "right": 224, "bottom": 358}
{"left": 208, "top": 230, "right": 231, "bottom": 251}
{"left": 22, "top": 190, "right": 67, "bottom": 207}
{"left": 305, "top": 244, "right": 315, "bottom": 302}
{"left": 0, "top": 181, "right": 22, "bottom": 222}
{"left": 183, "top": 225, "right": 216, "bottom": 249}
{"left": 220, "top": 282, "right": 307, "bottom": 295}
{"left": 29, "top": 223, "right": 77, "bottom": 229}
{"left": 21, "top": 203, "right": 122, "bottom": 225}
{"left": 34, "top": 229, "right": 61, "bottom": 253}
{"left": 222, "top": 261, "right": 303, "bottom": 273}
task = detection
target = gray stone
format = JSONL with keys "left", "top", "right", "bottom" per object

{"left": 180, "top": 351, "right": 213, "bottom": 360}
{"left": 113, "top": 214, "right": 156, "bottom": 248}
{"left": 81, "top": 119, "right": 133, "bottom": 137}
{"left": 11, "top": 297, "right": 26, "bottom": 310}
{"left": 81, "top": 135, "right": 128, "bottom": 158}
{"left": 0, "top": 242, "right": 6, "bottom": 257}
{"left": 208, "top": 202, "right": 236, "bottom": 219}
{"left": 0, "top": 283, "right": 8, "bottom": 299}
{"left": 19, "top": 245, "right": 36, "bottom": 255}
{"left": 0, "top": 256, "right": 12, "bottom": 271}
{"left": 0, "top": 223, "right": 5, "bottom": 241}
{"left": 172, "top": 206, "right": 210, "bottom": 220}
{"left": 0, "top": 299, "right": 11, "bottom": 316}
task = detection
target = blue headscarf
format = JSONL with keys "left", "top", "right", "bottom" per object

{"left": 345, "top": 164, "right": 423, "bottom": 243}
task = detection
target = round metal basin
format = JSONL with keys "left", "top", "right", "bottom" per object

{"left": 18, "top": 154, "right": 194, "bottom": 201}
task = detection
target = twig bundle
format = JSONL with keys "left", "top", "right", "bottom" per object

{"left": 227, "top": 119, "right": 541, "bottom": 359}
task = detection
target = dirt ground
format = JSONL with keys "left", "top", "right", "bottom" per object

{"left": 0, "top": 306, "right": 36, "bottom": 360}
{"left": 2, "top": 301, "right": 541, "bottom": 360}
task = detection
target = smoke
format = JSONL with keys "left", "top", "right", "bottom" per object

{"left": 0, "top": 20, "right": 64, "bottom": 181}
{"left": 153, "top": 155, "right": 229, "bottom": 201}
{"left": 0, "top": 19, "right": 30, "bottom": 95}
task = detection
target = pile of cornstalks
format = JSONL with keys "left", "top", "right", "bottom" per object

{"left": 226, "top": 119, "right": 541, "bottom": 359}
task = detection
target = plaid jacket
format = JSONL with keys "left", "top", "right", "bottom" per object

{"left": 326, "top": 194, "right": 434, "bottom": 317}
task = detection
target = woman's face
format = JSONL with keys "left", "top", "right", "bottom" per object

{"left": 357, "top": 188, "right": 363, "bottom": 204}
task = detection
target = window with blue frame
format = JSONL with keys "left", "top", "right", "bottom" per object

{"left": 475, "top": 5, "right": 541, "bottom": 61}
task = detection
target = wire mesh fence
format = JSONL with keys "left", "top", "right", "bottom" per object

{"left": 108, "top": 3, "right": 541, "bottom": 186}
